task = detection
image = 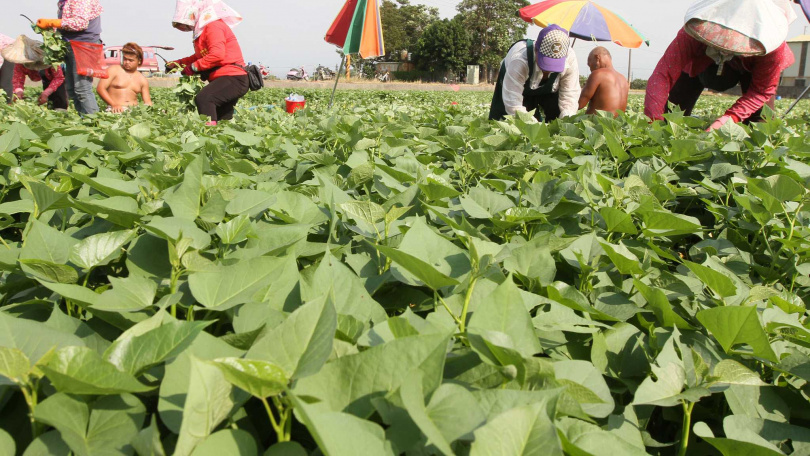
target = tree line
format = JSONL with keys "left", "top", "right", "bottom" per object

{"left": 366, "top": 0, "right": 530, "bottom": 83}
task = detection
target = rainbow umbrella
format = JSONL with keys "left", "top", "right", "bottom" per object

{"left": 325, "top": 0, "right": 386, "bottom": 107}
{"left": 519, "top": 0, "right": 649, "bottom": 48}
{"left": 325, "top": 0, "right": 385, "bottom": 59}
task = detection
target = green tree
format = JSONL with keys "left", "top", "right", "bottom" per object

{"left": 381, "top": 0, "right": 440, "bottom": 61}
{"left": 413, "top": 18, "right": 472, "bottom": 75}
{"left": 456, "top": 0, "right": 530, "bottom": 82}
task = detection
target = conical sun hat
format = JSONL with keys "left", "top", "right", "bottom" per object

{"left": 0, "top": 35, "right": 49, "bottom": 70}
{"left": 684, "top": 0, "right": 795, "bottom": 55}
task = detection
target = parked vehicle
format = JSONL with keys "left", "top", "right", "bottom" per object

{"left": 103, "top": 46, "right": 174, "bottom": 75}
{"left": 286, "top": 67, "right": 309, "bottom": 81}
{"left": 313, "top": 65, "right": 335, "bottom": 81}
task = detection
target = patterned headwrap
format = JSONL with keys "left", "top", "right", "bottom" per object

{"left": 684, "top": 0, "right": 796, "bottom": 55}
{"left": 172, "top": 0, "right": 242, "bottom": 39}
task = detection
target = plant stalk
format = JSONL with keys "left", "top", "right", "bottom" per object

{"left": 459, "top": 276, "right": 477, "bottom": 333}
{"left": 260, "top": 397, "right": 285, "bottom": 442}
{"left": 677, "top": 401, "right": 695, "bottom": 456}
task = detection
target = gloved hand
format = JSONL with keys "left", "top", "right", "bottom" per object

{"left": 165, "top": 61, "right": 181, "bottom": 73}
{"left": 38, "top": 93, "right": 49, "bottom": 106}
{"left": 181, "top": 64, "right": 195, "bottom": 76}
{"left": 707, "top": 114, "right": 733, "bottom": 132}
{"left": 36, "top": 18, "right": 62, "bottom": 29}
{"left": 12, "top": 89, "right": 24, "bottom": 102}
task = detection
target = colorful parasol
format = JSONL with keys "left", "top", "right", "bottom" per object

{"left": 519, "top": 0, "right": 649, "bottom": 48}
{"left": 325, "top": 0, "right": 385, "bottom": 59}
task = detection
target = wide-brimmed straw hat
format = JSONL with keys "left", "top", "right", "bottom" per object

{"left": 0, "top": 35, "right": 49, "bottom": 70}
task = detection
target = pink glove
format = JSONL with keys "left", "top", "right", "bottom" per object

{"left": 707, "top": 115, "right": 733, "bottom": 132}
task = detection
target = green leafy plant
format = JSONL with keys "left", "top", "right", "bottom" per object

{"left": 0, "top": 88, "right": 808, "bottom": 455}
{"left": 31, "top": 25, "right": 67, "bottom": 67}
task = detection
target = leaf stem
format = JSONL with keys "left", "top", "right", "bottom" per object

{"left": 260, "top": 397, "right": 284, "bottom": 442}
{"left": 435, "top": 291, "right": 462, "bottom": 327}
{"left": 20, "top": 382, "right": 40, "bottom": 439}
{"left": 459, "top": 276, "right": 478, "bottom": 333}
{"left": 677, "top": 401, "right": 695, "bottom": 456}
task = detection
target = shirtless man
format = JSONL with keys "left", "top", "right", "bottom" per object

{"left": 97, "top": 42, "right": 151, "bottom": 113}
{"left": 578, "top": 47, "right": 628, "bottom": 116}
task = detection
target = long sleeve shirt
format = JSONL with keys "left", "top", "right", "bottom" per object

{"left": 12, "top": 65, "right": 65, "bottom": 97}
{"left": 176, "top": 20, "right": 246, "bottom": 81}
{"left": 57, "top": 0, "right": 102, "bottom": 32}
{"left": 0, "top": 34, "right": 14, "bottom": 67}
{"left": 645, "top": 28, "right": 795, "bottom": 121}
{"left": 501, "top": 41, "right": 581, "bottom": 118}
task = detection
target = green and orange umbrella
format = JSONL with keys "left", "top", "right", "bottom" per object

{"left": 325, "top": 0, "right": 385, "bottom": 59}
{"left": 519, "top": 0, "right": 649, "bottom": 48}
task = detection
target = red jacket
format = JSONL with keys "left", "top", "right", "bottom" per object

{"left": 177, "top": 20, "right": 246, "bottom": 81}
{"left": 12, "top": 65, "right": 65, "bottom": 97}
{"left": 645, "top": 28, "right": 794, "bottom": 121}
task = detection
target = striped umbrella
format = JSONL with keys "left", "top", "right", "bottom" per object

{"left": 325, "top": 0, "right": 385, "bottom": 59}
{"left": 519, "top": 0, "right": 649, "bottom": 48}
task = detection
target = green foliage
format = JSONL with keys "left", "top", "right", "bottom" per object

{"left": 457, "top": 0, "right": 531, "bottom": 78}
{"left": 413, "top": 18, "right": 472, "bottom": 75}
{"left": 173, "top": 75, "right": 205, "bottom": 111}
{"left": 380, "top": 0, "right": 440, "bottom": 60}
{"left": 630, "top": 78, "right": 648, "bottom": 90}
{"left": 32, "top": 25, "right": 68, "bottom": 68}
{"left": 0, "top": 88, "right": 808, "bottom": 455}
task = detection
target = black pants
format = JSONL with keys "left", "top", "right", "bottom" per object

{"left": 195, "top": 75, "right": 249, "bottom": 121}
{"left": 529, "top": 92, "right": 562, "bottom": 122}
{"left": 42, "top": 74, "right": 69, "bottom": 110}
{"left": 0, "top": 61, "right": 13, "bottom": 104}
{"left": 668, "top": 63, "right": 772, "bottom": 123}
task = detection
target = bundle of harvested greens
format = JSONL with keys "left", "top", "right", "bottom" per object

{"left": 31, "top": 25, "right": 68, "bottom": 67}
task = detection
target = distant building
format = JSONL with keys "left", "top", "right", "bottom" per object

{"left": 782, "top": 35, "right": 810, "bottom": 88}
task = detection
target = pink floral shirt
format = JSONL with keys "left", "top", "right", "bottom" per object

{"left": 58, "top": 0, "right": 103, "bottom": 32}
{"left": 645, "top": 28, "right": 795, "bottom": 122}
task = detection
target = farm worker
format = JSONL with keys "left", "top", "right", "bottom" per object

{"left": 578, "top": 47, "right": 629, "bottom": 116}
{"left": 0, "top": 34, "right": 14, "bottom": 104}
{"left": 36, "top": 0, "right": 103, "bottom": 115}
{"left": 166, "top": 0, "right": 249, "bottom": 126}
{"left": 97, "top": 42, "right": 152, "bottom": 113}
{"left": 0, "top": 36, "right": 68, "bottom": 110}
{"left": 489, "top": 25, "right": 581, "bottom": 123}
{"left": 644, "top": 0, "right": 796, "bottom": 131}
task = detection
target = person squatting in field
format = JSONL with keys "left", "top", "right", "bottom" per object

{"left": 578, "top": 47, "right": 629, "bottom": 116}
{"left": 645, "top": 0, "right": 796, "bottom": 131}
{"left": 166, "top": 0, "right": 249, "bottom": 126}
{"left": 37, "top": 0, "right": 103, "bottom": 115}
{"left": 489, "top": 25, "right": 581, "bottom": 123}
{"left": 96, "top": 42, "right": 152, "bottom": 113}
{"left": 5, "top": 37, "right": 68, "bottom": 110}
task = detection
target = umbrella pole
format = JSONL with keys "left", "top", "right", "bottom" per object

{"left": 329, "top": 54, "right": 346, "bottom": 109}
{"left": 627, "top": 49, "right": 632, "bottom": 82}
{"left": 783, "top": 84, "right": 810, "bottom": 118}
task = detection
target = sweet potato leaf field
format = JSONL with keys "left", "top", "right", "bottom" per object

{"left": 0, "top": 88, "right": 809, "bottom": 455}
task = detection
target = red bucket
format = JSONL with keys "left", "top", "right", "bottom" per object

{"left": 285, "top": 99, "right": 306, "bottom": 114}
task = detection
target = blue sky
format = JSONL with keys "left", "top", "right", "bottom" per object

{"left": 2, "top": 1, "right": 808, "bottom": 79}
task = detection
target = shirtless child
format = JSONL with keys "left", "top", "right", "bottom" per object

{"left": 97, "top": 42, "right": 152, "bottom": 113}
{"left": 578, "top": 47, "right": 628, "bottom": 116}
